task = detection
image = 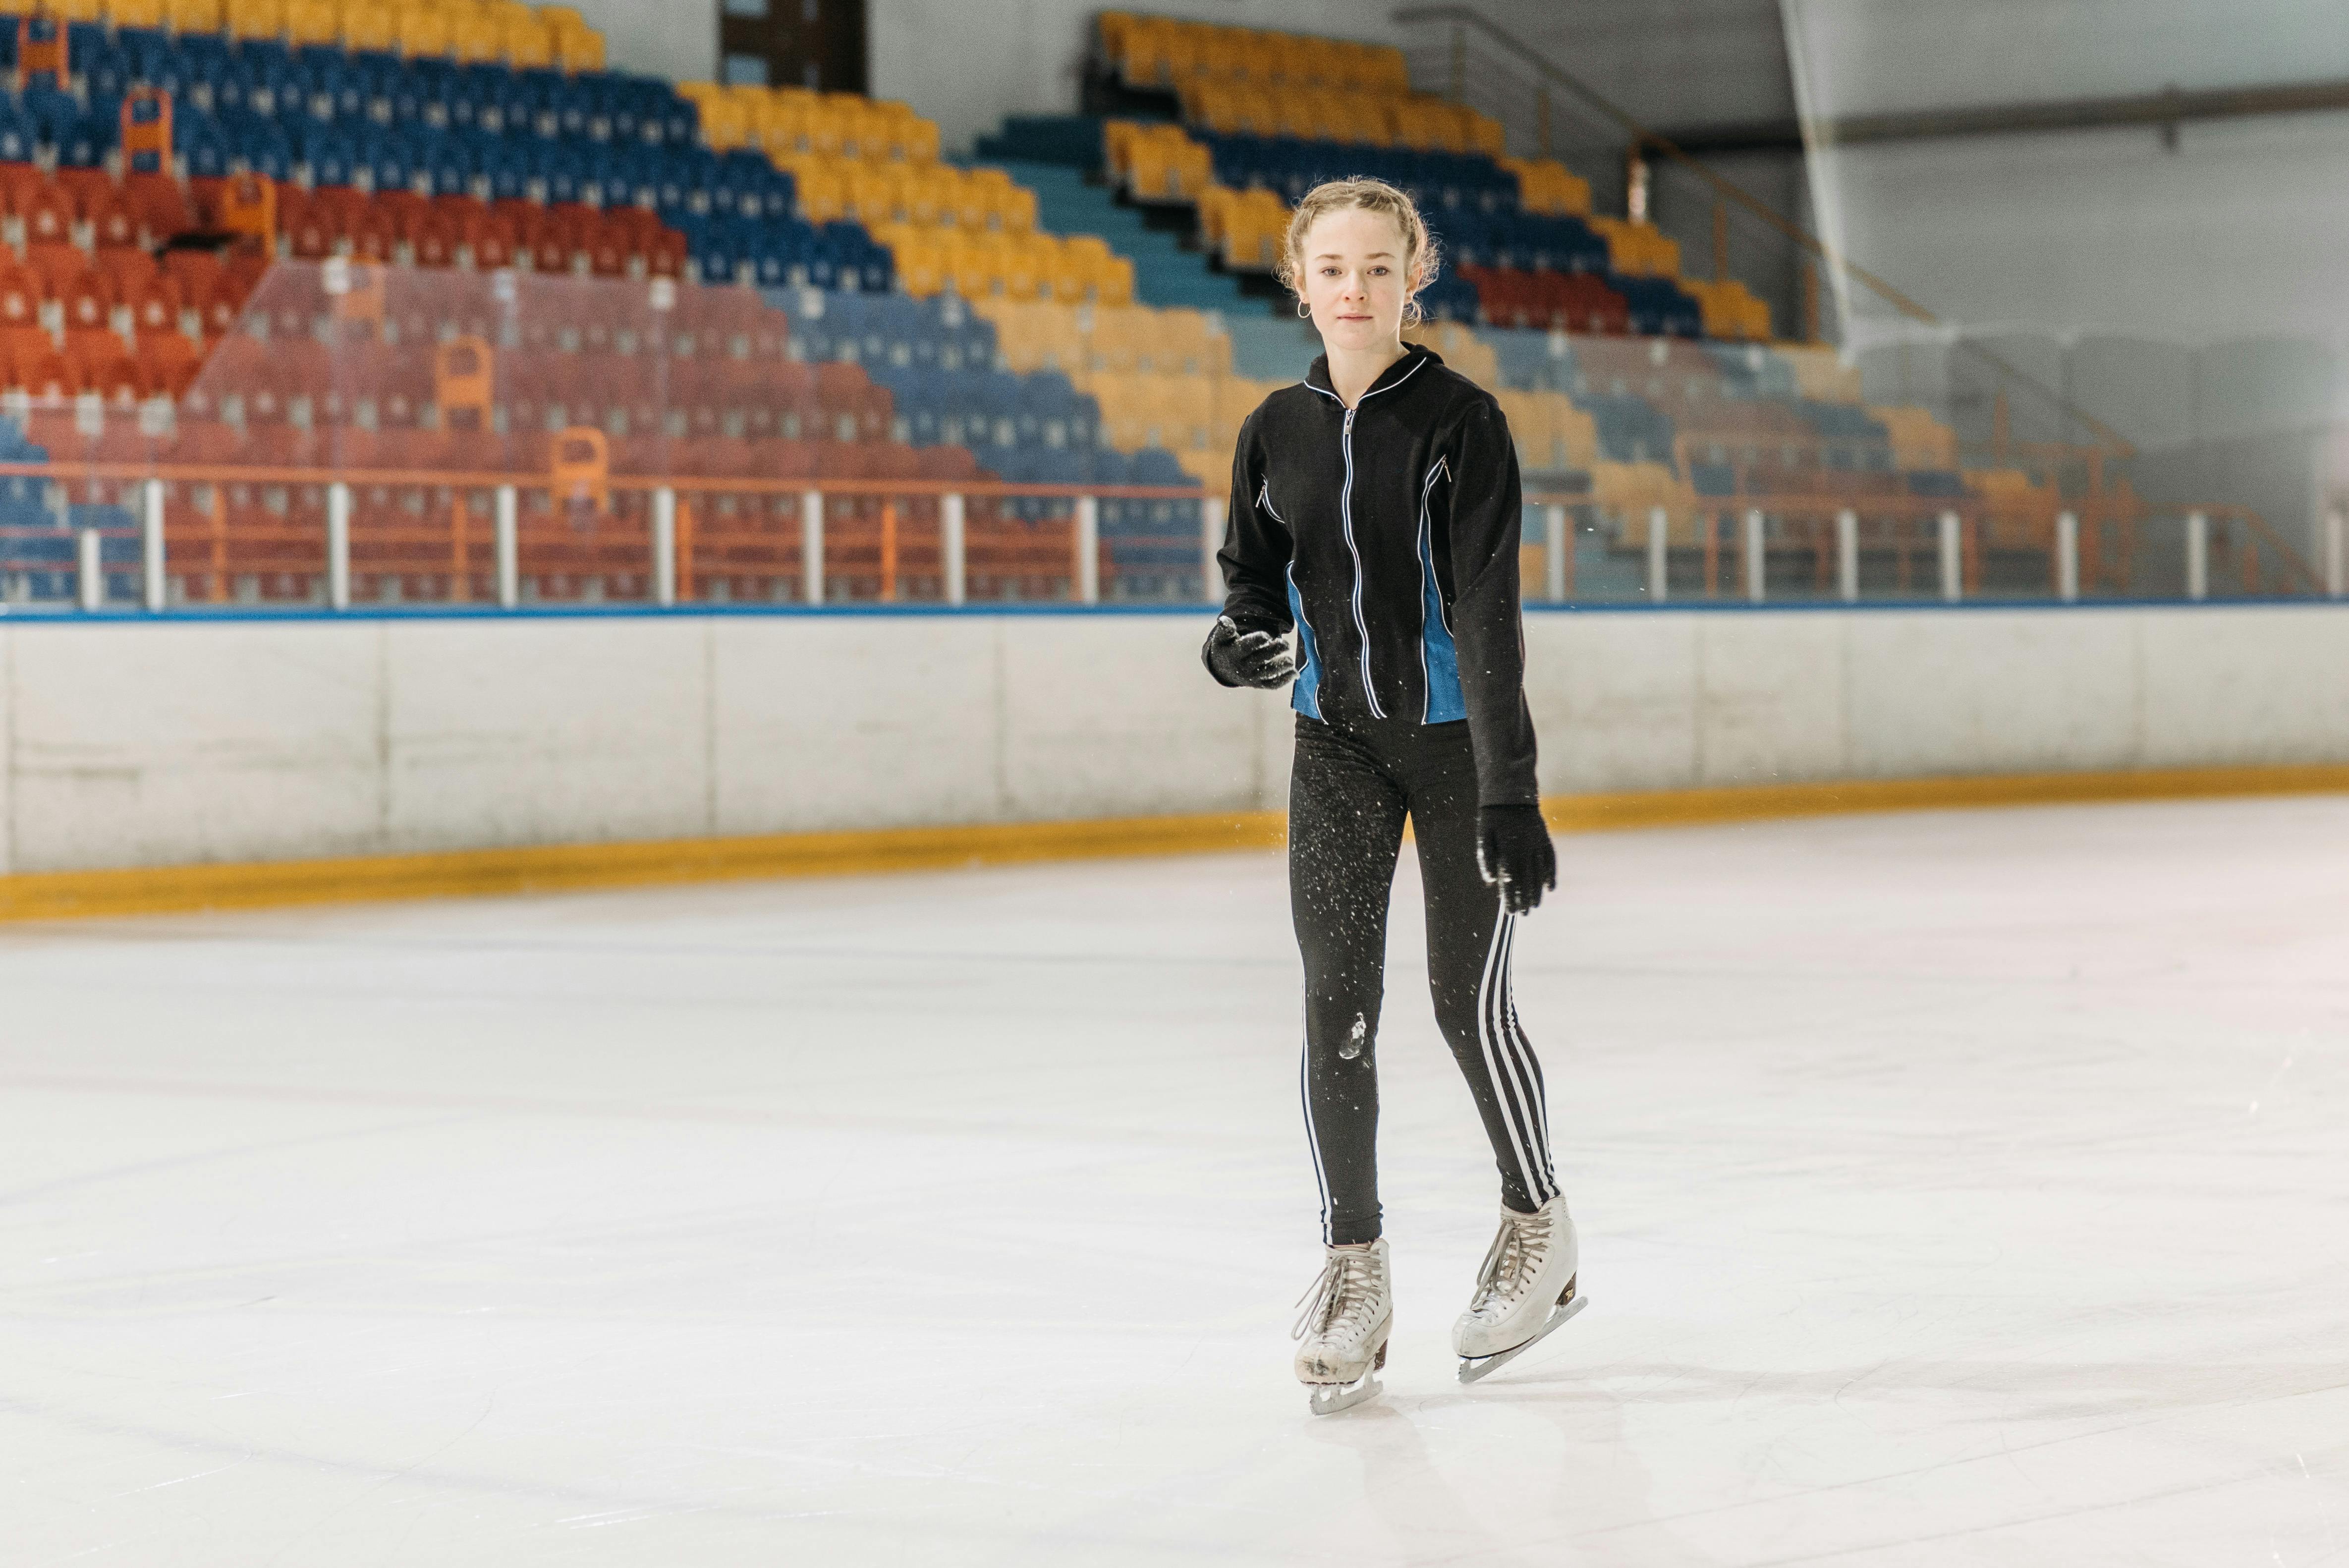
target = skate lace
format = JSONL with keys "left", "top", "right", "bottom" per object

{"left": 1469, "top": 1208, "right": 1553, "bottom": 1317}
{"left": 1291, "top": 1249, "right": 1381, "bottom": 1343}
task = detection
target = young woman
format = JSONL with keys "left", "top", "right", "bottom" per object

{"left": 1201, "top": 178, "right": 1579, "bottom": 1414}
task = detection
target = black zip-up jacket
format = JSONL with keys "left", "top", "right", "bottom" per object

{"left": 1212, "top": 344, "right": 1540, "bottom": 806}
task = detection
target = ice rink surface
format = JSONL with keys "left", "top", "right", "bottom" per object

{"left": 4, "top": 794, "right": 2348, "bottom": 1567}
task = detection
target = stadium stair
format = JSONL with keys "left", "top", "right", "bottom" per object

{"left": 988, "top": 154, "right": 1265, "bottom": 316}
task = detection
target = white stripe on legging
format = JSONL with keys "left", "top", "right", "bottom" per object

{"left": 1475, "top": 902, "right": 1545, "bottom": 1205}
{"left": 1300, "top": 1038, "right": 1333, "bottom": 1244}
{"left": 1494, "top": 917, "right": 1556, "bottom": 1200}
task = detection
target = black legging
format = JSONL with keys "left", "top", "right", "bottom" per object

{"left": 1290, "top": 714, "right": 1559, "bottom": 1246}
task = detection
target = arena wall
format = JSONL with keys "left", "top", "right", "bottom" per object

{"left": 2, "top": 605, "right": 2347, "bottom": 878}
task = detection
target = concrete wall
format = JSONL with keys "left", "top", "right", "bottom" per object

{"left": 571, "top": 0, "right": 717, "bottom": 85}
{"left": 3, "top": 605, "right": 2347, "bottom": 876}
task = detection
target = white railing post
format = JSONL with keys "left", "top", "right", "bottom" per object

{"left": 327, "top": 480, "right": 351, "bottom": 611}
{"left": 652, "top": 486, "right": 677, "bottom": 607}
{"left": 1836, "top": 508, "right": 1858, "bottom": 603}
{"left": 1543, "top": 503, "right": 1567, "bottom": 601}
{"left": 1646, "top": 504, "right": 1668, "bottom": 601}
{"left": 801, "top": 488, "right": 825, "bottom": 604}
{"left": 1938, "top": 508, "right": 1962, "bottom": 603}
{"left": 2056, "top": 509, "right": 2079, "bottom": 603}
{"left": 1742, "top": 507, "right": 1765, "bottom": 602}
{"left": 2186, "top": 509, "right": 2209, "bottom": 601}
{"left": 1074, "top": 494, "right": 1100, "bottom": 604}
{"left": 76, "top": 526, "right": 103, "bottom": 611}
{"left": 141, "top": 477, "right": 166, "bottom": 611}
{"left": 495, "top": 484, "right": 518, "bottom": 608}
{"left": 1200, "top": 495, "right": 1223, "bottom": 603}
{"left": 943, "top": 491, "right": 966, "bottom": 607}
{"left": 2328, "top": 505, "right": 2347, "bottom": 599}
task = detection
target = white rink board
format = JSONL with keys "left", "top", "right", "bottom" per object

{"left": 2, "top": 606, "right": 2349, "bottom": 873}
{"left": 1, "top": 795, "right": 2345, "bottom": 1564}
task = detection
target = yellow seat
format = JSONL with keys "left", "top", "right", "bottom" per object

{"left": 756, "top": 88, "right": 812, "bottom": 156}
{"left": 1103, "top": 120, "right": 1146, "bottom": 185}
{"left": 1097, "top": 10, "right": 1136, "bottom": 70}
{"left": 1157, "top": 22, "right": 1205, "bottom": 86}
{"left": 794, "top": 158, "right": 850, "bottom": 224}
{"left": 887, "top": 231, "right": 951, "bottom": 299}
{"left": 499, "top": 2, "right": 552, "bottom": 66}
{"left": 1122, "top": 16, "right": 1174, "bottom": 86}
{"left": 695, "top": 92, "right": 752, "bottom": 151}
{"left": 1036, "top": 241, "right": 1086, "bottom": 306}
{"left": 337, "top": 0, "right": 394, "bottom": 51}
{"left": 51, "top": 0, "right": 103, "bottom": 19}
{"left": 166, "top": 0, "right": 225, "bottom": 31}
{"left": 1090, "top": 373, "right": 1151, "bottom": 452}
{"left": 1872, "top": 406, "right": 1958, "bottom": 469}
{"left": 542, "top": 4, "right": 602, "bottom": 70}
{"left": 106, "top": 0, "right": 169, "bottom": 28}
{"left": 224, "top": 0, "right": 284, "bottom": 38}
{"left": 452, "top": 8, "right": 502, "bottom": 62}
{"left": 394, "top": 1, "right": 453, "bottom": 56}
{"left": 1087, "top": 303, "right": 1143, "bottom": 375}
{"left": 283, "top": 0, "right": 336, "bottom": 42}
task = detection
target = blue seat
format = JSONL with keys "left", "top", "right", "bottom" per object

{"left": 418, "top": 130, "right": 476, "bottom": 198}
{"left": 300, "top": 123, "right": 358, "bottom": 186}
{"left": 516, "top": 68, "right": 565, "bottom": 137}
{"left": 347, "top": 50, "right": 400, "bottom": 124}
{"left": 172, "top": 107, "right": 233, "bottom": 179}
{"left": 58, "top": 107, "right": 115, "bottom": 169}
{"left": 359, "top": 130, "right": 412, "bottom": 196}
{"left": 544, "top": 145, "right": 582, "bottom": 204}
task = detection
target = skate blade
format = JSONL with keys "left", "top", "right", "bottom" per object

{"left": 1456, "top": 1293, "right": 1588, "bottom": 1385}
{"left": 1307, "top": 1374, "right": 1383, "bottom": 1415}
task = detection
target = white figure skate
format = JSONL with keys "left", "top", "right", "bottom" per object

{"left": 1292, "top": 1238, "right": 1392, "bottom": 1415}
{"left": 1454, "top": 1195, "right": 1585, "bottom": 1384}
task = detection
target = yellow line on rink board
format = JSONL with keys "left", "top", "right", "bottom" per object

{"left": 4, "top": 763, "right": 2348, "bottom": 923}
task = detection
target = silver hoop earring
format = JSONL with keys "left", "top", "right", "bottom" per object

{"left": 1296, "top": 299, "right": 1311, "bottom": 319}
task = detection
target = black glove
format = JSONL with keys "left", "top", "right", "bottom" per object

{"left": 1201, "top": 615, "right": 1295, "bottom": 689}
{"left": 1477, "top": 804, "right": 1556, "bottom": 915}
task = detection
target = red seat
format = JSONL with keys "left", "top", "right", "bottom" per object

{"left": 644, "top": 224, "right": 687, "bottom": 280}
{"left": 200, "top": 272, "right": 253, "bottom": 339}
{"left": 279, "top": 187, "right": 333, "bottom": 259}
{"left": 120, "top": 271, "right": 180, "bottom": 337}
{"left": 96, "top": 246, "right": 160, "bottom": 305}
{"left": 8, "top": 340, "right": 70, "bottom": 400}
{"left": 375, "top": 189, "right": 430, "bottom": 243}
{"left": 527, "top": 204, "right": 584, "bottom": 274}
{"left": 161, "top": 246, "right": 225, "bottom": 303}
{"left": 348, "top": 204, "right": 398, "bottom": 263}
{"left": 57, "top": 269, "right": 114, "bottom": 356}
{"left": 0, "top": 162, "right": 44, "bottom": 213}
{"left": 123, "top": 173, "right": 193, "bottom": 238}
{"left": 54, "top": 166, "right": 112, "bottom": 211}
{"left": 583, "top": 210, "right": 630, "bottom": 277}
{"left": 85, "top": 188, "right": 145, "bottom": 255}
{"left": 410, "top": 202, "right": 462, "bottom": 268}
{"left": 471, "top": 204, "right": 520, "bottom": 270}
{"left": 137, "top": 330, "right": 203, "bottom": 397}
{"left": 67, "top": 340, "right": 143, "bottom": 408}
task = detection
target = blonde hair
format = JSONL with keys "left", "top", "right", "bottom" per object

{"left": 1276, "top": 177, "right": 1439, "bottom": 329}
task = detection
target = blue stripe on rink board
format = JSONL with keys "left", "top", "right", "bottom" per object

{"left": 0, "top": 597, "right": 2339, "bottom": 627}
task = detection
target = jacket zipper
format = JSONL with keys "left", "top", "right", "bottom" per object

{"left": 1339, "top": 406, "right": 1386, "bottom": 719}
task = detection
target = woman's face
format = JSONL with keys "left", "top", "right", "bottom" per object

{"left": 1297, "top": 206, "right": 1416, "bottom": 353}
